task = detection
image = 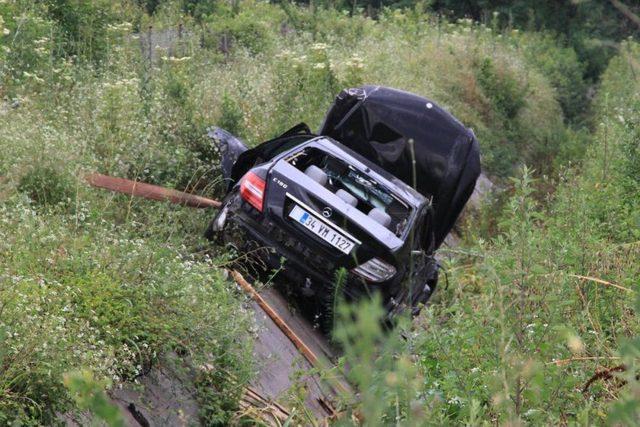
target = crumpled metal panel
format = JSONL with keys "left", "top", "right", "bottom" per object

{"left": 319, "top": 85, "right": 481, "bottom": 249}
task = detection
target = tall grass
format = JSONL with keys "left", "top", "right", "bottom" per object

{"left": 0, "top": 0, "right": 628, "bottom": 423}
{"left": 329, "top": 42, "right": 638, "bottom": 425}
{"left": 0, "top": 193, "right": 254, "bottom": 423}
{"left": 415, "top": 42, "right": 637, "bottom": 424}
{"left": 1, "top": 1, "right": 585, "bottom": 186}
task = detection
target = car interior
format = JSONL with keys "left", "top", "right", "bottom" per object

{"left": 285, "top": 146, "right": 412, "bottom": 237}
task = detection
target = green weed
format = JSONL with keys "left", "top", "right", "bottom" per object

{"left": 0, "top": 1, "right": 637, "bottom": 424}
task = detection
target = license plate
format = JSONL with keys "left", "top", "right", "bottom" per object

{"left": 289, "top": 205, "right": 355, "bottom": 255}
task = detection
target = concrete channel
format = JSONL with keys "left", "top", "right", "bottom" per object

{"left": 85, "top": 173, "right": 347, "bottom": 425}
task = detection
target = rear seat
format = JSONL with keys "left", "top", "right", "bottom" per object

{"left": 368, "top": 208, "right": 391, "bottom": 228}
{"left": 304, "top": 165, "right": 328, "bottom": 186}
{"left": 336, "top": 189, "right": 357, "bottom": 206}
{"left": 305, "top": 165, "right": 391, "bottom": 229}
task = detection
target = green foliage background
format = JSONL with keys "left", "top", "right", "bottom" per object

{"left": 0, "top": 0, "right": 638, "bottom": 424}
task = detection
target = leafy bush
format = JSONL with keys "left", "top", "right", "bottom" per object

{"left": 425, "top": 0, "right": 640, "bottom": 81}
{"left": 17, "top": 165, "right": 75, "bottom": 207}
{"left": 182, "top": 0, "right": 219, "bottom": 21}
{"left": 409, "top": 42, "right": 640, "bottom": 424}
{"left": 0, "top": 199, "right": 253, "bottom": 423}
{"left": 476, "top": 57, "right": 526, "bottom": 120}
{"left": 202, "top": 6, "right": 276, "bottom": 55}
{"left": 44, "top": 0, "right": 123, "bottom": 62}
{"left": 515, "top": 32, "right": 588, "bottom": 123}
{"left": 0, "top": 2, "right": 57, "bottom": 95}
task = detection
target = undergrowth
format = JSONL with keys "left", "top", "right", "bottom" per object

{"left": 0, "top": 0, "right": 636, "bottom": 424}
{"left": 0, "top": 192, "right": 253, "bottom": 423}
{"left": 330, "top": 42, "right": 639, "bottom": 425}
{"left": 1, "top": 0, "right": 588, "bottom": 188}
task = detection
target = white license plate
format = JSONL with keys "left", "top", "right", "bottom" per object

{"left": 289, "top": 205, "right": 355, "bottom": 255}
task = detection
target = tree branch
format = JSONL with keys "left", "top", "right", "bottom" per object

{"left": 610, "top": 0, "right": 640, "bottom": 29}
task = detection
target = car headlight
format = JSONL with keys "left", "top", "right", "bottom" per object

{"left": 352, "top": 258, "right": 396, "bottom": 282}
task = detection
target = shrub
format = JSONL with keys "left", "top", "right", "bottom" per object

{"left": 183, "top": 0, "right": 218, "bottom": 21}
{"left": 44, "top": 0, "right": 121, "bottom": 62}
{"left": 410, "top": 42, "right": 640, "bottom": 424}
{"left": 476, "top": 57, "right": 526, "bottom": 120}
{"left": 218, "top": 92, "right": 245, "bottom": 137}
{"left": 17, "top": 165, "right": 74, "bottom": 207}
{"left": 0, "top": 200, "right": 253, "bottom": 424}
{"left": 515, "top": 32, "right": 588, "bottom": 123}
{"left": 0, "top": 3, "right": 57, "bottom": 94}
{"left": 202, "top": 8, "right": 275, "bottom": 55}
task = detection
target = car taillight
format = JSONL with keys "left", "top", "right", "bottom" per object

{"left": 352, "top": 258, "right": 396, "bottom": 282}
{"left": 240, "top": 171, "right": 266, "bottom": 212}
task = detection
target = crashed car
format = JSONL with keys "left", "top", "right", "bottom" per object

{"left": 206, "top": 86, "right": 480, "bottom": 328}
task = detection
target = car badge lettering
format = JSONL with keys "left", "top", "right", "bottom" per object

{"left": 272, "top": 177, "right": 288, "bottom": 189}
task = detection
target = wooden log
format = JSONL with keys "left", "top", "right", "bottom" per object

{"left": 85, "top": 173, "right": 220, "bottom": 208}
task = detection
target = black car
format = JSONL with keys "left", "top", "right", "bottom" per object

{"left": 206, "top": 86, "right": 480, "bottom": 328}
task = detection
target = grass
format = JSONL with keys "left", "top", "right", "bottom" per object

{"left": 0, "top": 0, "right": 637, "bottom": 424}
{"left": 331, "top": 43, "right": 639, "bottom": 422}
{"left": 339, "top": 42, "right": 639, "bottom": 425}
{"left": 0, "top": 191, "right": 254, "bottom": 423}
{"left": 1, "top": 1, "right": 584, "bottom": 185}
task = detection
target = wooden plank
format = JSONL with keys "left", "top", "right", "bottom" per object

{"left": 231, "top": 270, "right": 322, "bottom": 368}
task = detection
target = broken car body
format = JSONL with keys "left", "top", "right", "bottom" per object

{"left": 207, "top": 86, "right": 481, "bottom": 328}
